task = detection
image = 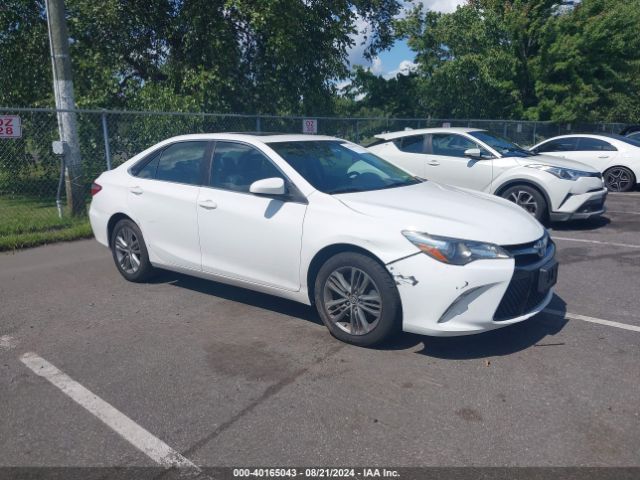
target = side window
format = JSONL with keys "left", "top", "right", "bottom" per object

{"left": 210, "top": 142, "right": 284, "bottom": 193}
{"left": 134, "top": 150, "right": 162, "bottom": 179}
{"left": 576, "top": 137, "right": 617, "bottom": 151}
{"left": 155, "top": 141, "right": 208, "bottom": 185}
{"left": 536, "top": 138, "right": 579, "bottom": 153}
{"left": 393, "top": 135, "right": 426, "bottom": 153}
{"left": 431, "top": 134, "right": 479, "bottom": 158}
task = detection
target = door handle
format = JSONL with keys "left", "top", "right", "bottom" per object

{"left": 130, "top": 186, "right": 143, "bottom": 195}
{"left": 198, "top": 200, "right": 217, "bottom": 210}
{"left": 598, "top": 156, "right": 610, "bottom": 159}
{"left": 427, "top": 160, "right": 440, "bottom": 166}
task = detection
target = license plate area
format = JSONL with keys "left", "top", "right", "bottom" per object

{"left": 537, "top": 260, "right": 558, "bottom": 292}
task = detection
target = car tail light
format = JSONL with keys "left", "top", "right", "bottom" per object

{"left": 91, "top": 182, "right": 102, "bottom": 196}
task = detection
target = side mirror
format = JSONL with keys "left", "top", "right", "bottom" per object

{"left": 249, "top": 177, "right": 286, "bottom": 196}
{"left": 464, "top": 148, "right": 482, "bottom": 159}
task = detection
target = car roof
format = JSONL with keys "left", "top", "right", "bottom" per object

{"left": 156, "top": 133, "right": 340, "bottom": 144}
{"left": 374, "top": 127, "right": 485, "bottom": 140}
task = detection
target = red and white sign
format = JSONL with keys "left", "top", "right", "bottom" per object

{"left": 302, "top": 118, "right": 317, "bottom": 134}
{"left": 0, "top": 115, "right": 22, "bottom": 138}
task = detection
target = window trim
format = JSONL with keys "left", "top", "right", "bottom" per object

{"left": 128, "top": 140, "right": 214, "bottom": 187}
{"left": 393, "top": 134, "right": 427, "bottom": 154}
{"left": 205, "top": 140, "right": 308, "bottom": 204}
{"left": 534, "top": 137, "right": 579, "bottom": 154}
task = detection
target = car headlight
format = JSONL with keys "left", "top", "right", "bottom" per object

{"left": 525, "top": 164, "right": 593, "bottom": 181}
{"left": 401, "top": 231, "right": 512, "bottom": 266}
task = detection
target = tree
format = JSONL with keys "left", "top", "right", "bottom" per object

{"left": 1, "top": 0, "right": 403, "bottom": 114}
{"left": 532, "top": 0, "right": 640, "bottom": 122}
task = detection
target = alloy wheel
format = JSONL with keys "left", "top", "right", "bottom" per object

{"left": 322, "top": 267, "right": 382, "bottom": 335}
{"left": 604, "top": 168, "right": 632, "bottom": 192}
{"left": 114, "top": 226, "right": 142, "bottom": 274}
{"left": 508, "top": 190, "right": 538, "bottom": 216}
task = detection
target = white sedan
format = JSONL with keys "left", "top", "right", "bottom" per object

{"left": 530, "top": 133, "right": 640, "bottom": 192}
{"left": 89, "top": 134, "right": 557, "bottom": 346}
{"left": 368, "top": 128, "right": 607, "bottom": 222}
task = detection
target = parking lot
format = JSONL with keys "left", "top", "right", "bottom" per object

{"left": 1, "top": 193, "right": 639, "bottom": 471}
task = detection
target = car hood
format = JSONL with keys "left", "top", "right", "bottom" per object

{"left": 519, "top": 154, "right": 599, "bottom": 172}
{"left": 334, "top": 181, "right": 544, "bottom": 246}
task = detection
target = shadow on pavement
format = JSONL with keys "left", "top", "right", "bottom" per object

{"left": 152, "top": 271, "right": 568, "bottom": 360}
{"left": 150, "top": 270, "right": 323, "bottom": 326}
{"left": 549, "top": 216, "right": 610, "bottom": 231}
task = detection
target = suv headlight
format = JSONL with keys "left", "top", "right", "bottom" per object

{"left": 525, "top": 164, "right": 593, "bottom": 181}
{"left": 402, "top": 231, "right": 512, "bottom": 266}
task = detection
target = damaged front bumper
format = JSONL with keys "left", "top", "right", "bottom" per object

{"left": 387, "top": 251, "right": 554, "bottom": 336}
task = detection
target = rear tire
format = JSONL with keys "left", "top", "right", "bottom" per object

{"left": 604, "top": 166, "right": 635, "bottom": 192}
{"left": 314, "top": 252, "right": 401, "bottom": 347}
{"left": 110, "top": 219, "right": 156, "bottom": 282}
{"left": 500, "top": 185, "right": 548, "bottom": 222}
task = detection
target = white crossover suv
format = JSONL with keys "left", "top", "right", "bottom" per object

{"left": 530, "top": 133, "right": 640, "bottom": 192}
{"left": 90, "top": 133, "right": 558, "bottom": 346}
{"left": 368, "top": 128, "right": 607, "bottom": 222}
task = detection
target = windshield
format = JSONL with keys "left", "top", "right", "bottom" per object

{"left": 267, "top": 140, "right": 422, "bottom": 194}
{"left": 468, "top": 131, "right": 534, "bottom": 157}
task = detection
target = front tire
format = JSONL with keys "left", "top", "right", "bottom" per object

{"left": 604, "top": 166, "right": 635, "bottom": 192}
{"left": 501, "top": 185, "right": 548, "bottom": 222}
{"left": 314, "top": 252, "right": 401, "bottom": 347}
{"left": 110, "top": 219, "right": 156, "bottom": 282}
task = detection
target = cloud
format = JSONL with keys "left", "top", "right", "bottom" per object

{"left": 417, "top": 0, "right": 466, "bottom": 13}
{"left": 383, "top": 59, "right": 418, "bottom": 79}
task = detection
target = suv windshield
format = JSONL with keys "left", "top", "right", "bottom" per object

{"left": 268, "top": 140, "right": 422, "bottom": 194}
{"left": 469, "top": 131, "right": 534, "bottom": 157}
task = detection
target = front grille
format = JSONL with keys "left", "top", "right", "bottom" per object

{"left": 493, "top": 269, "right": 550, "bottom": 321}
{"left": 493, "top": 237, "right": 556, "bottom": 321}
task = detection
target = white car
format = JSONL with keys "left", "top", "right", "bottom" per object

{"left": 368, "top": 128, "right": 607, "bottom": 222}
{"left": 530, "top": 133, "right": 640, "bottom": 192}
{"left": 89, "top": 134, "right": 558, "bottom": 346}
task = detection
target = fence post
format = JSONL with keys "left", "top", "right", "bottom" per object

{"left": 101, "top": 112, "right": 112, "bottom": 170}
{"left": 355, "top": 120, "right": 360, "bottom": 144}
{"left": 256, "top": 116, "right": 261, "bottom": 133}
{"left": 532, "top": 122, "right": 537, "bottom": 145}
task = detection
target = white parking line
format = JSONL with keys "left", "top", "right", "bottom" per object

{"left": 544, "top": 309, "right": 640, "bottom": 333}
{"left": 552, "top": 236, "right": 640, "bottom": 249}
{"left": 20, "top": 352, "right": 199, "bottom": 471}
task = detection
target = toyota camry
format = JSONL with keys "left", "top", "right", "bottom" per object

{"left": 89, "top": 134, "right": 558, "bottom": 346}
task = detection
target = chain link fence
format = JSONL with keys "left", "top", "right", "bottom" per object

{"left": 0, "top": 106, "right": 629, "bottom": 249}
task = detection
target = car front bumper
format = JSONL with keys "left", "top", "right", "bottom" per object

{"left": 387, "top": 244, "right": 556, "bottom": 336}
{"left": 550, "top": 186, "right": 607, "bottom": 222}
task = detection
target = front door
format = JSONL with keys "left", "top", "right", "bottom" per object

{"left": 197, "top": 141, "right": 307, "bottom": 291}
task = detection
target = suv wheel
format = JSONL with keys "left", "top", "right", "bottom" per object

{"left": 501, "top": 185, "right": 548, "bottom": 222}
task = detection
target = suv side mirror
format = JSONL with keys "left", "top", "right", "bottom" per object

{"left": 464, "top": 148, "right": 483, "bottom": 159}
{"left": 249, "top": 177, "right": 286, "bottom": 196}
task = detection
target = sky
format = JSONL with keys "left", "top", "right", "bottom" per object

{"left": 348, "top": 0, "right": 466, "bottom": 79}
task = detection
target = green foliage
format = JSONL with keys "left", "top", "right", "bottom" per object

{"left": 382, "top": 0, "right": 640, "bottom": 122}
{"left": 0, "top": 195, "right": 92, "bottom": 251}
{"left": 1, "top": 0, "right": 402, "bottom": 115}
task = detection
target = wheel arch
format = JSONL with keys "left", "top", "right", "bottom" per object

{"left": 106, "top": 213, "right": 135, "bottom": 248}
{"left": 494, "top": 179, "right": 552, "bottom": 215}
{"left": 305, "top": 243, "right": 389, "bottom": 305}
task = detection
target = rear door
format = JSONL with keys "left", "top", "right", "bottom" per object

{"left": 127, "top": 141, "right": 210, "bottom": 271}
{"left": 425, "top": 133, "right": 494, "bottom": 190}
{"left": 570, "top": 137, "right": 619, "bottom": 172}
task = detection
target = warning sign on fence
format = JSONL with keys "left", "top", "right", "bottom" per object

{"left": 0, "top": 115, "right": 22, "bottom": 138}
{"left": 302, "top": 118, "right": 317, "bottom": 134}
